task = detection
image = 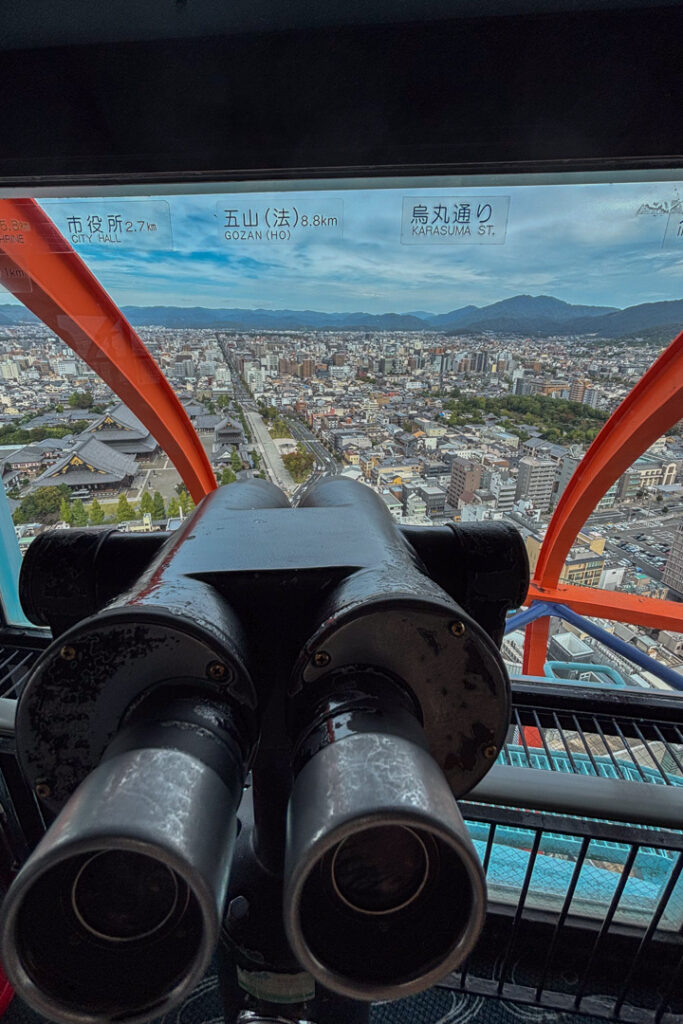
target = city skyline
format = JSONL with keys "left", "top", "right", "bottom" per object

{"left": 2, "top": 181, "right": 678, "bottom": 314}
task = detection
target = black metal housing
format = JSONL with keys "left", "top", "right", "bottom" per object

{"left": 3, "top": 478, "right": 527, "bottom": 1024}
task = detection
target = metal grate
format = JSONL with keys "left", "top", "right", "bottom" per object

{"left": 449, "top": 681, "right": 683, "bottom": 1023}
{"left": 453, "top": 803, "right": 683, "bottom": 1023}
{"left": 0, "top": 643, "right": 41, "bottom": 702}
{"left": 503, "top": 682, "right": 683, "bottom": 787}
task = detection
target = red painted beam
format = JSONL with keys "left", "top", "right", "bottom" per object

{"left": 524, "top": 330, "right": 682, "bottom": 670}
{"left": 523, "top": 616, "right": 549, "bottom": 677}
{"left": 534, "top": 330, "right": 683, "bottom": 590}
{"left": 527, "top": 582, "right": 683, "bottom": 632}
{"left": 0, "top": 199, "right": 216, "bottom": 503}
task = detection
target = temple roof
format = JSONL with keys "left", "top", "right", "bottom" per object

{"left": 85, "top": 402, "right": 158, "bottom": 453}
{"left": 34, "top": 436, "right": 137, "bottom": 486}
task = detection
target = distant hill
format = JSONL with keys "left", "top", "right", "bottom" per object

{"left": 0, "top": 294, "right": 680, "bottom": 337}
{"left": 427, "top": 294, "right": 618, "bottom": 331}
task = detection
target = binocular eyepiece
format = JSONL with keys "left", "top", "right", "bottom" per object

{"left": 1, "top": 694, "right": 248, "bottom": 1024}
{"left": 1, "top": 478, "right": 527, "bottom": 1023}
{"left": 284, "top": 671, "right": 486, "bottom": 1002}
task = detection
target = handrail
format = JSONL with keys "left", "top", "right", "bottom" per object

{"left": 544, "top": 661, "right": 625, "bottom": 686}
{"left": 0, "top": 199, "right": 216, "bottom": 503}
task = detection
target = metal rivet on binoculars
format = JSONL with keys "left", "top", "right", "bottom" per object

{"left": 449, "top": 621, "right": 466, "bottom": 637}
{"left": 206, "top": 661, "right": 228, "bottom": 681}
{"left": 483, "top": 744, "right": 498, "bottom": 760}
{"left": 34, "top": 780, "right": 51, "bottom": 799}
{"left": 59, "top": 645, "right": 76, "bottom": 661}
{"left": 312, "top": 651, "right": 331, "bottom": 668}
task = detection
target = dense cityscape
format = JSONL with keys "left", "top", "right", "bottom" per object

{"left": 0, "top": 310, "right": 681, "bottom": 687}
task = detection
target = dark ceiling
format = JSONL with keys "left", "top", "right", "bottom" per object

{"left": 0, "top": 2, "right": 681, "bottom": 184}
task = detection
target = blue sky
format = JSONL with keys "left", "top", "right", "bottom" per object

{"left": 22, "top": 180, "right": 683, "bottom": 313}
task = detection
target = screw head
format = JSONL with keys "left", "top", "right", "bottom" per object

{"left": 450, "top": 621, "right": 466, "bottom": 638}
{"left": 207, "top": 661, "right": 228, "bottom": 681}
{"left": 35, "top": 780, "right": 51, "bottom": 799}
{"left": 60, "top": 645, "right": 76, "bottom": 661}
{"left": 312, "top": 651, "right": 331, "bottom": 668}
{"left": 483, "top": 744, "right": 498, "bottom": 760}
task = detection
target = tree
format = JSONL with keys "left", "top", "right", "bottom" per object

{"left": 230, "top": 448, "right": 242, "bottom": 472}
{"left": 55, "top": 403, "right": 64, "bottom": 413}
{"left": 178, "top": 490, "right": 195, "bottom": 515}
{"left": 167, "top": 497, "right": 180, "bottom": 517}
{"left": 89, "top": 498, "right": 105, "bottom": 525}
{"left": 140, "top": 491, "right": 154, "bottom": 515}
{"left": 59, "top": 497, "right": 72, "bottom": 525}
{"left": 221, "top": 467, "right": 236, "bottom": 486}
{"left": 216, "top": 394, "right": 230, "bottom": 409}
{"left": 116, "top": 493, "right": 137, "bottom": 522}
{"left": 14, "top": 484, "right": 72, "bottom": 524}
{"left": 152, "top": 491, "right": 166, "bottom": 519}
{"left": 67, "top": 390, "right": 94, "bottom": 409}
{"left": 71, "top": 499, "right": 88, "bottom": 527}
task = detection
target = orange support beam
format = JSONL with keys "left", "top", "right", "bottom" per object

{"left": 0, "top": 199, "right": 216, "bottom": 503}
{"left": 535, "top": 331, "right": 683, "bottom": 589}
{"left": 522, "top": 617, "right": 549, "bottom": 676}
{"left": 528, "top": 582, "right": 683, "bottom": 633}
{"left": 525, "top": 330, "right": 683, "bottom": 669}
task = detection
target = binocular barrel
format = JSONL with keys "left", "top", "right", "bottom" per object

{"left": 1, "top": 479, "right": 524, "bottom": 1022}
{"left": 284, "top": 671, "right": 486, "bottom": 1002}
{"left": 0, "top": 696, "right": 247, "bottom": 1024}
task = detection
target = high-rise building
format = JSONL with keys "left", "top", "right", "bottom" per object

{"left": 570, "top": 379, "right": 590, "bottom": 403}
{"left": 490, "top": 472, "right": 516, "bottom": 513}
{"left": 515, "top": 456, "right": 555, "bottom": 512}
{"left": 447, "top": 457, "right": 482, "bottom": 507}
{"left": 663, "top": 522, "right": 683, "bottom": 596}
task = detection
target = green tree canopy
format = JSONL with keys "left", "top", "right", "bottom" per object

{"left": 59, "top": 497, "right": 72, "bottom": 525}
{"left": 88, "top": 498, "right": 105, "bottom": 525}
{"left": 152, "top": 491, "right": 166, "bottom": 519}
{"left": 140, "top": 491, "right": 154, "bottom": 515}
{"left": 221, "top": 467, "right": 236, "bottom": 486}
{"left": 13, "top": 484, "right": 72, "bottom": 524}
{"left": 71, "top": 499, "right": 88, "bottom": 527}
{"left": 67, "top": 390, "right": 94, "bottom": 409}
{"left": 116, "top": 493, "right": 137, "bottom": 522}
{"left": 230, "top": 448, "right": 242, "bottom": 472}
{"left": 282, "top": 444, "right": 315, "bottom": 484}
{"left": 178, "top": 490, "right": 196, "bottom": 515}
{"left": 167, "top": 496, "right": 180, "bottom": 517}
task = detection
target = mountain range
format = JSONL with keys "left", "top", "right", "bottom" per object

{"left": 0, "top": 294, "right": 681, "bottom": 338}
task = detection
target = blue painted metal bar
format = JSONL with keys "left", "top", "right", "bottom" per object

{"left": 505, "top": 601, "right": 555, "bottom": 633}
{"left": 506, "top": 600, "right": 683, "bottom": 691}
{"left": 0, "top": 481, "right": 29, "bottom": 627}
{"left": 554, "top": 603, "right": 683, "bottom": 692}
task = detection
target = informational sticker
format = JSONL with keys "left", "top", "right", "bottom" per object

{"left": 662, "top": 209, "right": 683, "bottom": 248}
{"left": 401, "top": 196, "right": 509, "bottom": 244}
{"left": 41, "top": 200, "right": 173, "bottom": 249}
{"left": 0, "top": 261, "right": 32, "bottom": 294}
{"left": 236, "top": 966, "right": 315, "bottom": 1004}
{"left": 218, "top": 199, "right": 343, "bottom": 243}
{"left": 0, "top": 212, "right": 31, "bottom": 249}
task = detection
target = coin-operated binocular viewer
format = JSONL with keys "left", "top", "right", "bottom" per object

{"left": 0, "top": 477, "right": 528, "bottom": 1024}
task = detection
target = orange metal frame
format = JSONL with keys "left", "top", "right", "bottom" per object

{"left": 0, "top": 199, "right": 216, "bottom": 503}
{"left": 523, "top": 329, "right": 683, "bottom": 675}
